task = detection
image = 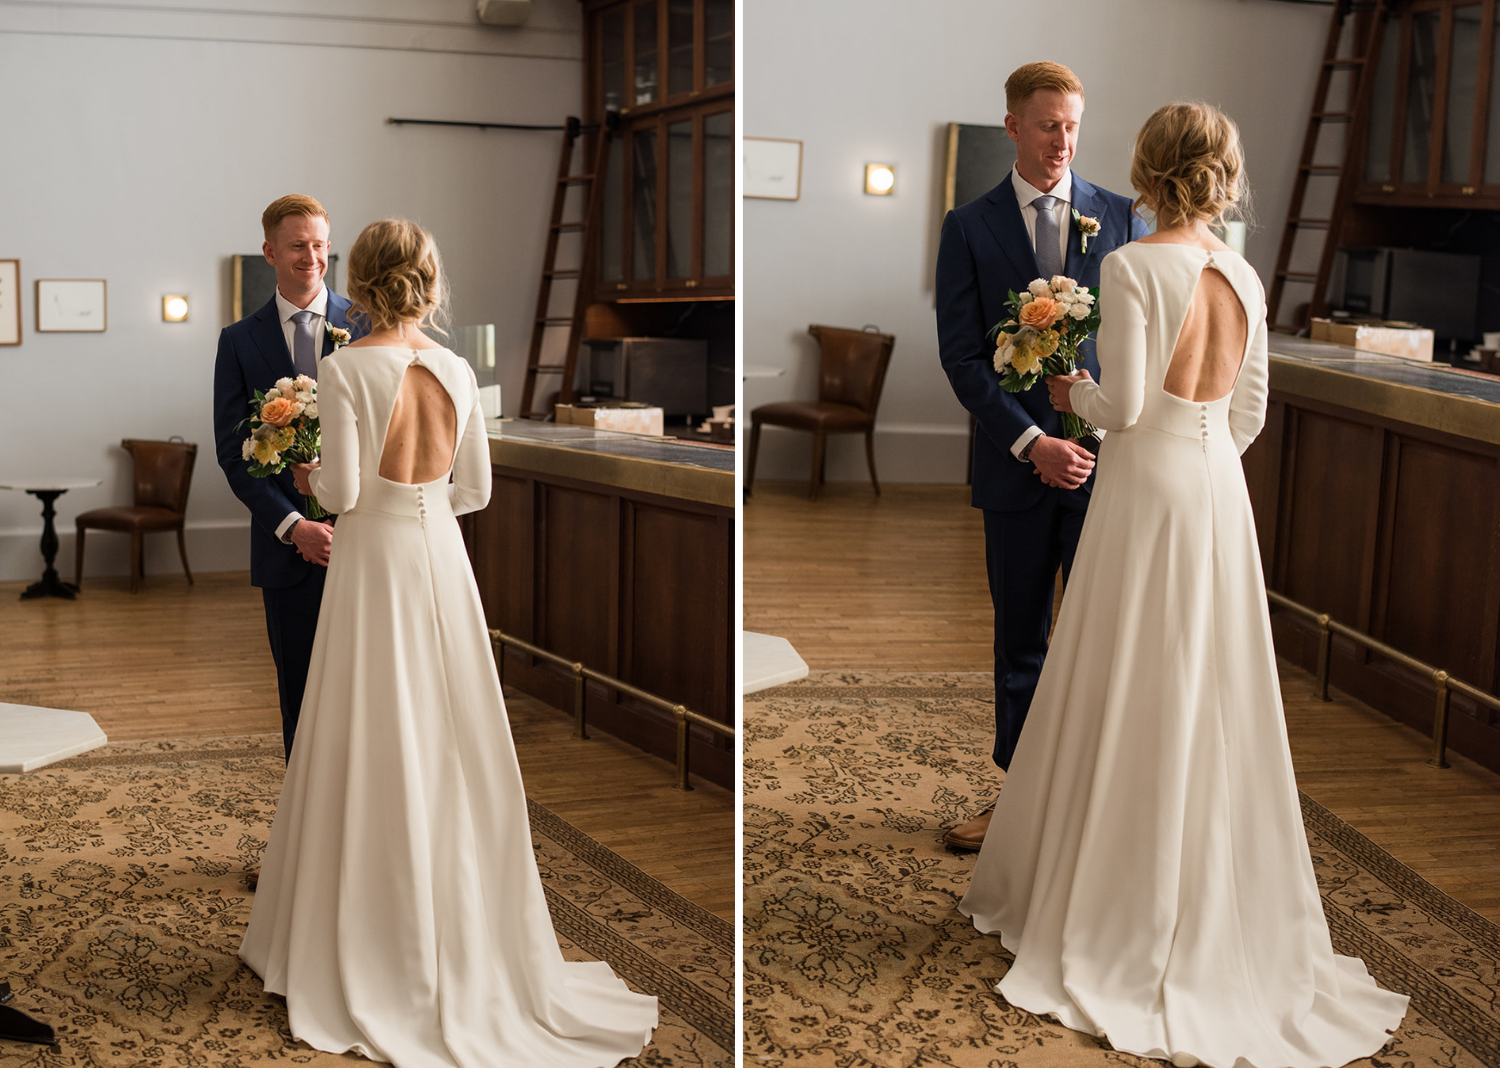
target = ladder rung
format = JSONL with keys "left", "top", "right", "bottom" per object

{"left": 1301, "top": 165, "right": 1342, "bottom": 175}
{"left": 1324, "top": 57, "right": 1366, "bottom": 68}
{"left": 1289, "top": 217, "right": 1332, "bottom": 228}
{"left": 1277, "top": 271, "right": 1319, "bottom": 282}
{"left": 527, "top": 365, "right": 568, "bottom": 374}
{"left": 545, "top": 269, "right": 582, "bottom": 278}
{"left": 537, "top": 317, "right": 573, "bottom": 325}
{"left": 553, "top": 222, "right": 587, "bottom": 232}
{"left": 558, "top": 174, "right": 595, "bottom": 185}
{"left": 1312, "top": 112, "right": 1355, "bottom": 122}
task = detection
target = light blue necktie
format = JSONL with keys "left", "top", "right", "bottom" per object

{"left": 291, "top": 310, "right": 318, "bottom": 380}
{"left": 1033, "top": 195, "right": 1063, "bottom": 280}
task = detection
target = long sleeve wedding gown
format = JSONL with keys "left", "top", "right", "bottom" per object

{"left": 240, "top": 345, "right": 658, "bottom": 1068}
{"left": 959, "top": 245, "right": 1408, "bottom": 1068}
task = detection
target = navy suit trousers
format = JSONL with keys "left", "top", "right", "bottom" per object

{"left": 263, "top": 563, "right": 327, "bottom": 761}
{"left": 984, "top": 483, "right": 1090, "bottom": 770}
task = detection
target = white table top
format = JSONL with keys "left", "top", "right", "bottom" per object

{"left": 742, "top": 365, "right": 787, "bottom": 380}
{"left": 0, "top": 478, "right": 103, "bottom": 492}
{"left": 743, "top": 631, "right": 810, "bottom": 694}
{"left": 0, "top": 704, "right": 107, "bottom": 773}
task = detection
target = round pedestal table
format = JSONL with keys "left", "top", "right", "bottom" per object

{"left": 0, "top": 479, "right": 104, "bottom": 600}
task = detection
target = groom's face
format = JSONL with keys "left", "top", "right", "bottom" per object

{"left": 263, "top": 213, "right": 330, "bottom": 305}
{"left": 1007, "top": 90, "right": 1083, "bottom": 192}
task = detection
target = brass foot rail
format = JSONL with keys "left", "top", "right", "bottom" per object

{"left": 488, "top": 628, "right": 734, "bottom": 791}
{"left": 1267, "top": 590, "right": 1500, "bottom": 769}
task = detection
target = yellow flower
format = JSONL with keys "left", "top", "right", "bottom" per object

{"left": 274, "top": 426, "right": 296, "bottom": 449}
{"left": 1011, "top": 345, "right": 1043, "bottom": 377}
{"left": 253, "top": 439, "right": 279, "bottom": 465}
{"left": 1034, "top": 330, "right": 1060, "bottom": 359}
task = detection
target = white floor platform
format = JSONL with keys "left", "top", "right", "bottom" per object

{"left": 743, "top": 631, "right": 810, "bottom": 694}
{"left": 0, "top": 704, "right": 108, "bottom": 773}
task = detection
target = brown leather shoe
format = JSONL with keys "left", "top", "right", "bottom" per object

{"left": 245, "top": 867, "right": 260, "bottom": 892}
{"left": 943, "top": 805, "right": 996, "bottom": 851}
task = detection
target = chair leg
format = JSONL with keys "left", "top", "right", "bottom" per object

{"left": 865, "top": 428, "right": 882, "bottom": 496}
{"left": 176, "top": 525, "right": 194, "bottom": 586}
{"left": 747, "top": 421, "right": 762, "bottom": 498}
{"left": 74, "top": 525, "right": 86, "bottom": 588}
{"left": 130, "top": 531, "right": 142, "bottom": 594}
{"left": 809, "top": 429, "right": 827, "bottom": 502}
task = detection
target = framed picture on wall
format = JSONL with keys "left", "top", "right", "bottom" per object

{"left": 36, "top": 279, "right": 107, "bottom": 333}
{"left": 744, "top": 137, "right": 803, "bottom": 200}
{"left": 944, "top": 122, "right": 1017, "bottom": 216}
{"left": 0, "top": 260, "right": 18, "bottom": 345}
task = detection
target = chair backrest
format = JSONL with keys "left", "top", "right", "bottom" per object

{"left": 810, "top": 325, "right": 896, "bottom": 414}
{"left": 123, "top": 439, "right": 197, "bottom": 514}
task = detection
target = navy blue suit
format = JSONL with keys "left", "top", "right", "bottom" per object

{"left": 936, "top": 173, "right": 1147, "bottom": 769}
{"left": 213, "top": 290, "right": 363, "bottom": 758}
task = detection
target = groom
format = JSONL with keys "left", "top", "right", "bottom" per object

{"left": 936, "top": 62, "right": 1147, "bottom": 850}
{"left": 213, "top": 194, "right": 364, "bottom": 771}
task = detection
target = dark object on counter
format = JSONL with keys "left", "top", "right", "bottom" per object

{"left": 0, "top": 983, "right": 56, "bottom": 1045}
{"left": 747, "top": 324, "right": 896, "bottom": 501}
{"left": 1327, "top": 247, "right": 1480, "bottom": 341}
{"left": 584, "top": 338, "right": 709, "bottom": 417}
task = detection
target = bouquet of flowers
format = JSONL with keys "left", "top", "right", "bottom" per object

{"left": 239, "top": 374, "right": 326, "bottom": 518}
{"left": 988, "top": 275, "right": 1101, "bottom": 442}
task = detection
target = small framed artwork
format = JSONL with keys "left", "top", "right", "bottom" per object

{"left": 744, "top": 137, "right": 803, "bottom": 201}
{"left": 36, "top": 279, "right": 107, "bottom": 333}
{"left": 944, "top": 122, "right": 1017, "bottom": 215}
{"left": 0, "top": 260, "right": 18, "bottom": 345}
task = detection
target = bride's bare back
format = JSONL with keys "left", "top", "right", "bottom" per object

{"left": 379, "top": 363, "right": 457, "bottom": 484}
{"left": 1162, "top": 265, "right": 1249, "bottom": 403}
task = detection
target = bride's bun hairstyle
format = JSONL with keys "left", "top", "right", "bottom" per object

{"left": 1130, "top": 102, "right": 1246, "bottom": 230}
{"left": 346, "top": 218, "right": 449, "bottom": 334}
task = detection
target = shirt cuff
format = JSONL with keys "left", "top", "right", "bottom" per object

{"left": 1011, "top": 426, "right": 1044, "bottom": 460}
{"left": 276, "top": 511, "right": 305, "bottom": 543}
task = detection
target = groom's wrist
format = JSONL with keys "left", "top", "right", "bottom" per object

{"left": 1014, "top": 427, "right": 1044, "bottom": 462}
{"left": 276, "top": 511, "right": 305, "bottom": 544}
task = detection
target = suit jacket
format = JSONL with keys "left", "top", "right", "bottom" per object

{"left": 936, "top": 172, "right": 1149, "bottom": 513}
{"left": 212, "top": 290, "right": 362, "bottom": 588}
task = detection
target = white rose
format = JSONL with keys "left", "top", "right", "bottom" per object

{"left": 264, "top": 388, "right": 280, "bottom": 401}
{"left": 1050, "top": 275, "right": 1075, "bottom": 293}
{"left": 293, "top": 374, "right": 316, "bottom": 392}
{"left": 295, "top": 391, "right": 314, "bottom": 406}
{"left": 289, "top": 401, "right": 305, "bottom": 418}
{"left": 241, "top": 439, "right": 255, "bottom": 460}
{"left": 303, "top": 401, "right": 319, "bottom": 418}
{"left": 1027, "top": 278, "right": 1050, "bottom": 299}
{"left": 1068, "top": 303, "right": 1089, "bottom": 320}
{"left": 275, "top": 377, "right": 295, "bottom": 395}
{"left": 1078, "top": 291, "right": 1096, "bottom": 305}
{"left": 993, "top": 333, "right": 1014, "bottom": 372}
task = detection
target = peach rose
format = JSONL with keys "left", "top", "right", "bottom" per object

{"left": 260, "top": 396, "right": 296, "bottom": 427}
{"left": 1019, "top": 297, "right": 1062, "bottom": 331}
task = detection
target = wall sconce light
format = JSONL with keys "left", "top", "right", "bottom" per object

{"left": 162, "top": 295, "right": 189, "bottom": 322}
{"left": 864, "top": 163, "right": 896, "bottom": 196}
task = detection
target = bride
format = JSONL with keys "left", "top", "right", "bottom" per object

{"left": 239, "top": 218, "right": 659, "bottom": 1067}
{"left": 959, "top": 104, "right": 1409, "bottom": 1067}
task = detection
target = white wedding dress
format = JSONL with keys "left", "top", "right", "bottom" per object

{"left": 959, "top": 245, "right": 1408, "bottom": 1067}
{"left": 240, "top": 345, "right": 658, "bottom": 1067}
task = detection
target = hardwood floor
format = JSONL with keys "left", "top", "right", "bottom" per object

{"left": 0, "top": 570, "right": 732, "bottom": 921}
{"left": 745, "top": 479, "right": 1500, "bottom": 924}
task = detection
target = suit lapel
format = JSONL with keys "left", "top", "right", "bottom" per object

{"left": 323, "top": 291, "right": 352, "bottom": 357}
{"left": 1064, "top": 177, "right": 1109, "bottom": 282}
{"left": 249, "top": 296, "right": 295, "bottom": 381}
{"left": 979, "top": 175, "right": 1041, "bottom": 285}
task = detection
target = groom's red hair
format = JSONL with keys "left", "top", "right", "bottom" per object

{"left": 262, "top": 194, "right": 329, "bottom": 240}
{"left": 1005, "top": 62, "right": 1084, "bottom": 114}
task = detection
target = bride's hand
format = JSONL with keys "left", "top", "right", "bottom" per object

{"left": 1047, "top": 370, "right": 1093, "bottom": 414}
{"left": 291, "top": 461, "right": 320, "bottom": 497}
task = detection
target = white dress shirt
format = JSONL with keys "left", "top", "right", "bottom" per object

{"left": 1006, "top": 166, "right": 1103, "bottom": 460}
{"left": 273, "top": 285, "right": 329, "bottom": 543}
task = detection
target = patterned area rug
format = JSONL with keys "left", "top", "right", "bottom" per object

{"left": 744, "top": 672, "right": 1500, "bottom": 1068}
{"left": 0, "top": 735, "right": 732, "bottom": 1067}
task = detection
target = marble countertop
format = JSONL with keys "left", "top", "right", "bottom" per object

{"left": 1267, "top": 337, "right": 1500, "bottom": 445}
{"left": 485, "top": 419, "right": 735, "bottom": 507}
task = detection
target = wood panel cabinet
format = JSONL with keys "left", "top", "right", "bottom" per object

{"left": 584, "top": 0, "right": 734, "bottom": 301}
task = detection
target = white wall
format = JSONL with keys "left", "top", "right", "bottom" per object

{"left": 744, "top": 0, "right": 1329, "bottom": 485}
{"left": 0, "top": 0, "right": 582, "bottom": 581}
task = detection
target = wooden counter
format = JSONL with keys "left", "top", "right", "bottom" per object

{"left": 459, "top": 421, "right": 734, "bottom": 787}
{"left": 1242, "top": 338, "right": 1500, "bottom": 773}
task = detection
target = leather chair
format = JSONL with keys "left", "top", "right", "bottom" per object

{"left": 75, "top": 438, "right": 197, "bottom": 593}
{"left": 748, "top": 324, "right": 895, "bottom": 501}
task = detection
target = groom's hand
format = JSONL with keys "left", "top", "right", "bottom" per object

{"left": 1029, "top": 436, "right": 1094, "bottom": 490}
{"left": 290, "top": 519, "right": 333, "bottom": 567}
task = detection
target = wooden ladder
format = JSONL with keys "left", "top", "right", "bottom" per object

{"left": 519, "top": 114, "right": 615, "bottom": 420}
{"left": 1267, "top": 0, "right": 1389, "bottom": 333}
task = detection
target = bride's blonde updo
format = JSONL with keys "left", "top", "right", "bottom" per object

{"left": 346, "top": 218, "right": 449, "bottom": 333}
{"left": 1130, "top": 102, "right": 1246, "bottom": 230}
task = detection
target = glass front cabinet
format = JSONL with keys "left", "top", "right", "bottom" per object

{"left": 585, "top": 0, "right": 734, "bottom": 302}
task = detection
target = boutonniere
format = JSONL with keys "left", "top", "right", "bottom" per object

{"left": 326, "top": 323, "right": 351, "bottom": 351}
{"left": 1073, "top": 209, "right": 1101, "bottom": 255}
